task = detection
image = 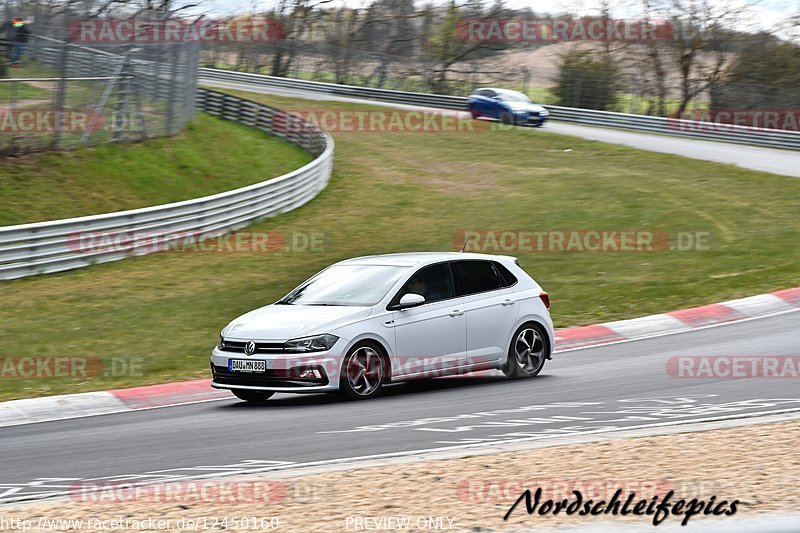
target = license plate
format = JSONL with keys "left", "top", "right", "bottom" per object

{"left": 228, "top": 359, "right": 267, "bottom": 373}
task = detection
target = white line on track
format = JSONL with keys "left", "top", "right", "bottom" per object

{"left": 4, "top": 409, "right": 800, "bottom": 507}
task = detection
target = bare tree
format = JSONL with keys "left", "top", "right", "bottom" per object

{"left": 424, "top": 0, "right": 506, "bottom": 94}
{"left": 664, "top": 0, "right": 752, "bottom": 115}
{"left": 269, "top": 0, "right": 333, "bottom": 77}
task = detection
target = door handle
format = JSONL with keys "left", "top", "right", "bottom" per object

{"left": 383, "top": 320, "right": 395, "bottom": 327}
{"left": 449, "top": 310, "right": 464, "bottom": 317}
{"left": 501, "top": 299, "right": 515, "bottom": 306}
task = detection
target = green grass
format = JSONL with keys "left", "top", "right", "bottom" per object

{"left": 0, "top": 89, "right": 798, "bottom": 401}
{"left": 0, "top": 80, "right": 52, "bottom": 103}
{"left": 0, "top": 113, "right": 312, "bottom": 225}
{"left": 1, "top": 62, "right": 98, "bottom": 105}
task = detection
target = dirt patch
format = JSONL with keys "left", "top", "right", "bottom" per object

{"left": 0, "top": 99, "right": 53, "bottom": 112}
{"left": 403, "top": 160, "right": 511, "bottom": 193}
{"left": 21, "top": 80, "right": 56, "bottom": 91}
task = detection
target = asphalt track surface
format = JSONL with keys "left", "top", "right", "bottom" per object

{"left": 2, "top": 310, "right": 798, "bottom": 502}
{"left": 198, "top": 77, "right": 800, "bottom": 178}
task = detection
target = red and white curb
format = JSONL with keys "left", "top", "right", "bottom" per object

{"left": 555, "top": 287, "right": 800, "bottom": 350}
{"left": 0, "top": 380, "right": 229, "bottom": 428}
{"left": 1, "top": 287, "right": 798, "bottom": 428}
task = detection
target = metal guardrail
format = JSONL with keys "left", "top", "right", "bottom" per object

{"left": 199, "top": 67, "right": 467, "bottom": 110}
{"left": 199, "top": 68, "right": 800, "bottom": 151}
{"left": 0, "top": 88, "right": 334, "bottom": 281}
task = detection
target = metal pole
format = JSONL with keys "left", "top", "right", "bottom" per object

{"left": 80, "top": 51, "right": 127, "bottom": 144}
{"left": 166, "top": 43, "right": 179, "bottom": 135}
{"left": 53, "top": 27, "right": 69, "bottom": 149}
{"left": 113, "top": 46, "right": 129, "bottom": 142}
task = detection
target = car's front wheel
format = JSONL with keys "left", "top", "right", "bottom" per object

{"left": 339, "top": 342, "right": 386, "bottom": 400}
{"left": 231, "top": 389, "right": 275, "bottom": 403}
{"left": 499, "top": 111, "right": 515, "bottom": 125}
{"left": 503, "top": 323, "right": 549, "bottom": 378}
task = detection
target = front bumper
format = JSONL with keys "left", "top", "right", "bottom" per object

{"left": 210, "top": 344, "right": 344, "bottom": 393}
{"left": 523, "top": 114, "right": 548, "bottom": 126}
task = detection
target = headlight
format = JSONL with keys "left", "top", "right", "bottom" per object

{"left": 284, "top": 334, "right": 339, "bottom": 353}
{"left": 217, "top": 334, "right": 224, "bottom": 349}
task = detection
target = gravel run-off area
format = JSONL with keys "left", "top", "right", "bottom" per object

{"left": 2, "top": 420, "right": 799, "bottom": 532}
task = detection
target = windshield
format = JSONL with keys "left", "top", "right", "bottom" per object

{"left": 498, "top": 91, "right": 531, "bottom": 103}
{"left": 278, "top": 264, "right": 410, "bottom": 306}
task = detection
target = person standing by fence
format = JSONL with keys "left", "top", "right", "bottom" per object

{"left": 1, "top": 19, "right": 31, "bottom": 67}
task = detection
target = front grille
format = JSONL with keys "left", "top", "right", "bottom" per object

{"left": 212, "top": 364, "right": 328, "bottom": 388}
{"left": 219, "top": 340, "right": 286, "bottom": 354}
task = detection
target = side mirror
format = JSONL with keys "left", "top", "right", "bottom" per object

{"left": 397, "top": 293, "right": 425, "bottom": 310}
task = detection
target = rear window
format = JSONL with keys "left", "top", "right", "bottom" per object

{"left": 452, "top": 260, "right": 503, "bottom": 296}
{"left": 493, "top": 261, "right": 518, "bottom": 287}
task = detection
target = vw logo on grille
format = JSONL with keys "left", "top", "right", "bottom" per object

{"left": 244, "top": 341, "right": 257, "bottom": 356}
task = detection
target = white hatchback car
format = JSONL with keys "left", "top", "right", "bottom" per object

{"left": 211, "top": 252, "right": 553, "bottom": 402}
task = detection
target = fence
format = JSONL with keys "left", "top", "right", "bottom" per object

{"left": 0, "top": 88, "right": 334, "bottom": 281}
{"left": 1, "top": 28, "right": 199, "bottom": 154}
{"left": 198, "top": 68, "right": 800, "bottom": 151}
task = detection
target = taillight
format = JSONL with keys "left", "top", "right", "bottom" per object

{"left": 539, "top": 291, "right": 550, "bottom": 310}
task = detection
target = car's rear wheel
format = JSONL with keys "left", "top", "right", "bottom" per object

{"left": 503, "top": 323, "right": 549, "bottom": 378}
{"left": 231, "top": 389, "right": 275, "bottom": 403}
{"left": 339, "top": 342, "right": 385, "bottom": 400}
{"left": 469, "top": 106, "right": 479, "bottom": 119}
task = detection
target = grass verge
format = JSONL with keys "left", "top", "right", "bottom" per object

{"left": 0, "top": 113, "right": 312, "bottom": 225}
{"left": 0, "top": 89, "right": 797, "bottom": 401}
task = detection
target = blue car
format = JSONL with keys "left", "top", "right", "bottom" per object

{"left": 468, "top": 88, "right": 550, "bottom": 127}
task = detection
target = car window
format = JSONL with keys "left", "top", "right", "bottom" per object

{"left": 452, "top": 260, "right": 503, "bottom": 296}
{"left": 493, "top": 261, "right": 518, "bottom": 287}
{"left": 497, "top": 90, "right": 530, "bottom": 102}
{"left": 280, "top": 264, "right": 409, "bottom": 306}
{"left": 395, "top": 263, "right": 454, "bottom": 305}
{"left": 479, "top": 89, "right": 495, "bottom": 98}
